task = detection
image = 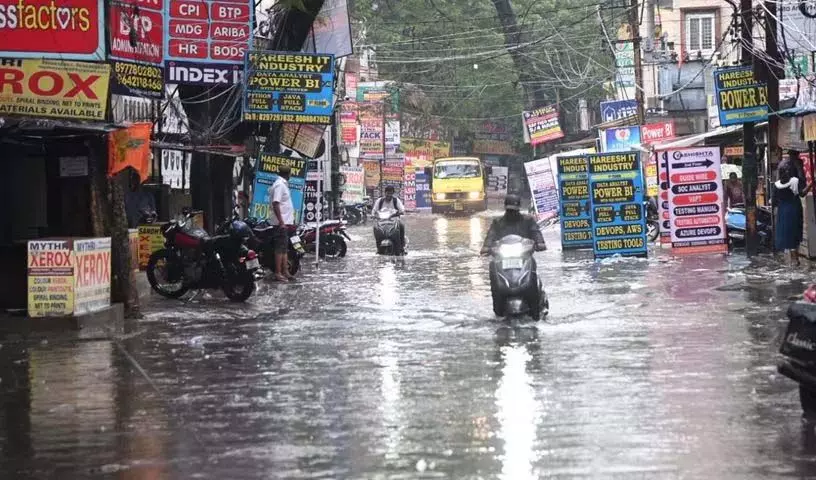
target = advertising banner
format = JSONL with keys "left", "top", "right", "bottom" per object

{"left": 385, "top": 115, "right": 400, "bottom": 149}
{"left": 472, "top": 139, "right": 514, "bottom": 155}
{"left": 356, "top": 81, "right": 399, "bottom": 108}
{"left": 663, "top": 147, "right": 727, "bottom": 254}
{"left": 164, "top": 0, "right": 252, "bottom": 65}
{"left": 340, "top": 165, "right": 364, "bottom": 203}
{"left": 137, "top": 224, "right": 164, "bottom": 270}
{"left": 487, "top": 165, "right": 508, "bottom": 199}
{"left": 401, "top": 138, "right": 450, "bottom": 169}
{"left": 603, "top": 126, "right": 641, "bottom": 152}
{"left": 645, "top": 152, "right": 659, "bottom": 197}
{"left": 281, "top": 123, "right": 325, "bottom": 158}
{"left": 108, "top": 123, "right": 152, "bottom": 181}
{"left": 523, "top": 106, "right": 564, "bottom": 146}
{"left": 382, "top": 160, "right": 404, "bottom": 198}
{"left": 600, "top": 99, "right": 638, "bottom": 122}
{"left": 363, "top": 159, "right": 380, "bottom": 195}
{"left": 110, "top": 1, "right": 163, "bottom": 65}
{"left": 303, "top": 178, "right": 322, "bottom": 222}
{"left": 0, "top": 0, "right": 105, "bottom": 60}
{"left": 415, "top": 170, "right": 431, "bottom": 210}
{"left": 243, "top": 52, "right": 334, "bottom": 124}
{"left": 587, "top": 152, "right": 647, "bottom": 258}
{"left": 556, "top": 155, "right": 593, "bottom": 249}
{"left": 339, "top": 103, "right": 357, "bottom": 146}
{"left": 403, "top": 163, "right": 416, "bottom": 210}
{"left": 0, "top": 58, "right": 110, "bottom": 121}
{"left": 73, "top": 237, "right": 111, "bottom": 316}
{"left": 306, "top": 0, "right": 352, "bottom": 58}
{"left": 27, "top": 240, "right": 74, "bottom": 318}
{"left": 359, "top": 106, "right": 383, "bottom": 158}
{"left": 164, "top": 61, "right": 242, "bottom": 85}
{"left": 640, "top": 121, "right": 676, "bottom": 146}
{"left": 714, "top": 66, "right": 769, "bottom": 126}
{"left": 657, "top": 151, "right": 671, "bottom": 242}
{"left": 524, "top": 157, "right": 559, "bottom": 221}
{"left": 110, "top": 60, "right": 164, "bottom": 99}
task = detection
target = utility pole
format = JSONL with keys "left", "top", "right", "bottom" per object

{"left": 741, "top": 0, "right": 758, "bottom": 257}
{"left": 764, "top": 0, "right": 781, "bottom": 198}
{"left": 629, "top": 0, "right": 645, "bottom": 124}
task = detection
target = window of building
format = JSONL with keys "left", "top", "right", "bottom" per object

{"left": 686, "top": 12, "right": 716, "bottom": 56}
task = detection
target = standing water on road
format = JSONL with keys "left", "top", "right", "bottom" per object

{"left": 2, "top": 212, "right": 816, "bottom": 479}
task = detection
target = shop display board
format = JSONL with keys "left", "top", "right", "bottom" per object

{"left": 587, "top": 152, "right": 648, "bottom": 258}
{"left": 556, "top": 155, "right": 593, "bottom": 249}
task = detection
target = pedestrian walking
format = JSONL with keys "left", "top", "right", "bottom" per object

{"left": 774, "top": 151, "right": 811, "bottom": 265}
{"left": 268, "top": 165, "right": 296, "bottom": 282}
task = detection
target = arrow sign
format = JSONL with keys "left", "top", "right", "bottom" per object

{"left": 671, "top": 159, "right": 714, "bottom": 169}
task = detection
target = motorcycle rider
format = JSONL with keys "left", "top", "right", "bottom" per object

{"left": 373, "top": 185, "right": 406, "bottom": 252}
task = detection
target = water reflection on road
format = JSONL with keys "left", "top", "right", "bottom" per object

{"left": 0, "top": 212, "right": 815, "bottom": 479}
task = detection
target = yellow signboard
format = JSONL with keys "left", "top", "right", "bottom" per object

{"left": 138, "top": 225, "right": 164, "bottom": 271}
{"left": 0, "top": 58, "right": 111, "bottom": 121}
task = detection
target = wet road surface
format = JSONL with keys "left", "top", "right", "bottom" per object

{"left": 3, "top": 212, "right": 816, "bottom": 479}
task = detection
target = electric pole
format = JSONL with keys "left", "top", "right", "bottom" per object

{"left": 629, "top": 0, "right": 645, "bottom": 124}
{"left": 764, "top": 0, "right": 782, "bottom": 212}
{"left": 741, "top": 0, "right": 759, "bottom": 257}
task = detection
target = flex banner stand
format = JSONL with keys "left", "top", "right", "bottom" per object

{"left": 556, "top": 155, "right": 593, "bottom": 250}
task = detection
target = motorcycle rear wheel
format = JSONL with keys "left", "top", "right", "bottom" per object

{"left": 647, "top": 221, "right": 660, "bottom": 242}
{"left": 288, "top": 251, "right": 302, "bottom": 276}
{"left": 146, "top": 249, "right": 189, "bottom": 299}
{"left": 320, "top": 234, "right": 347, "bottom": 258}
{"left": 223, "top": 276, "right": 255, "bottom": 302}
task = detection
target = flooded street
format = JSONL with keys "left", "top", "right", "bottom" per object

{"left": 3, "top": 212, "right": 816, "bottom": 479}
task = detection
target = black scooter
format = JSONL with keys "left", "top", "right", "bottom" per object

{"left": 373, "top": 209, "right": 407, "bottom": 255}
{"left": 489, "top": 235, "right": 548, "bottom": 321}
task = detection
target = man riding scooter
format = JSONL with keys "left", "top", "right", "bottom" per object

{"left": 481, "top": 194, "right": 547, "bottom": 319}
{"left": 373, "top": 185, "right": 407, "bottom": 254}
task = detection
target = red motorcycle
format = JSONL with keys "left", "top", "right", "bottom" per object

{"left": 297, "top": 219, "right": 350, "bottom": 258}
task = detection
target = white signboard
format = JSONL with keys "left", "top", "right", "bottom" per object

{"left": 664, "top": 147, "right": 727, "bottom": 255}
{"left": 524, "top": 158, "right": 559, "bottom": 221}
{"left": 487, "top": 166, "right": 508, "bottom": 198}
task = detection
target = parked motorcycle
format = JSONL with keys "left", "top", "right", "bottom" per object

{"left": 300, "top": 219, "right": 350, "bottom": 258}
{"left": 645, "top": 199, "right": 660, "bottom": 242}
{"left": 146, "top": 210, "right": 259, "bottom": 302}
{"left": 725, "top": 204, "right": 772, "bottom": 250}
{"left": 340, "top": 200, "right": 363, "bottom": 226}
{"left": 778, "top": 286, "right": 816, "bottom": 420}
{"left": 488, "top": 234, "right": 548, "bottom": 321}
{"left": 240, "top": 218, "right": 306, "bottom": 277}
{"left": 373, "top": 209, "right": 407, "bottom": 255}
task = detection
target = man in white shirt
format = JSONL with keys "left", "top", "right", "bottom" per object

{"left": 372, "top": 185, "right": 406, "bottom": 252}
{"left": 268, "top": 165, "right": 296, "bottom": 282}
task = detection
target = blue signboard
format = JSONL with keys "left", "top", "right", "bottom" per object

{"left": 556, "top": 155, "right": 593, "bottom": 249}
{"left": 604, "top": 126, "right": 641, "bottom": 152}
{"left": 600, "top": 100, "right": 638, "bottom": 122}
{"left": 587, "top": 152, "right": 647, "bottom": 258}
{"left": 713, "top": 66, "right": 768, "bottom": 126}
{"left": 243, "top": 52, "right": 335, "bottom": 124}
{"left": 415, "top": 171, "right": 432, "bottom": 210}
{"left": 248, "top": 154, "right": 308, "bottom": 224}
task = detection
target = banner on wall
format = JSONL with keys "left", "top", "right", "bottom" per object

{"left": 415, "top": 170, "right": 432, "bottom": 210}
{"left": 340, "top": 165, "right": 365, "bottom": 203}
{"left": 663, "top": 147, "right": 727, "bottom": 255}
{"left": 713, "top": 66, "right": 769, "bottom": 126}
{"left": 556, "top": 155, "right": 593, "bottom": 249}
{"left": 110, "top": 0, "right": 163, "bottom": 65}
{"left": 108, "top": 123, "right": 152, "bottom": 181}
{"left": 487, "top": 166, "right": 508, "bottom": 198}
{"left": 587, "top": 152, "right": 647, "bottom": 258}
{"left": 403, "top": 163, "right": 416, "bottom": 210}
{"left": 243, "top": 52, "right": 335, "bottom": 124}
{"left": 363, "top": 160, "right": 380, "bottom": 196}
{"left": 603, "top": 126, "right": 641, "bottom": 152}
{"left": 164, "top": 0, "right": 253, "bottom": 65}
{"left": 657, "top": 151, "right": 671, "bottom": 242}
{"left": 110, "top": 61, "right": 165, "bottom": 99}
{"left": 524, "top": 157, "right": 559, "bottom": 221}
{"left": 0, "top": 0, "right": 105, "bottom": 60}
{"left": 73, "top": 237, "right": 112, "bottom": 316}
{"left": 249, "top": 153, "right": 308, "bottom": 223}
{"left": 0, "top": 59, "right": 111, "bottom": 121}
{"left": 523, "top": 105, "right": 564, "bottom": 146}
{"left": 27, "top": 240, "right": 74, "bottom": 317}
{"left": 640, "top": 121, "right": 676, "bottom": 146}
{"left": 281, "top": 123, "right": 326, "bottom": 158}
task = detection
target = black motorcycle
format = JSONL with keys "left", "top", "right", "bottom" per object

{"left": 489, "top": 235, "right": 548, "bottom": 321}
{"left": 146, "top": 211, "right": 259, "bottom": 302}
{"left": 645, "top": 199, "right": 660, "bottom": 242}
{"left": 242, "top": 217, "right": 306, "bottom": 276}
{"left": 373, "top": 209, "right": 406, "bottom": 255}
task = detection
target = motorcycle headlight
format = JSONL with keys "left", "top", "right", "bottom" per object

{"left": 468, "top": 191, "right": 480, "bottom": 199}
{"left": 498, "top": 243, "right": 524, "bottom": 257}
{"left": 435, "top": 193, "right": 446, "bottom": 200}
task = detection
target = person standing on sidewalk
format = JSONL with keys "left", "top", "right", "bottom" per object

{"left": 774, "top": 152, "right": 811, "bottom": 265}
{"left": 268, "top": 165, "right": 296, "bottom": 282}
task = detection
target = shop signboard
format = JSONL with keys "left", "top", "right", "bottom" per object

{"left": 382, "top": 159, "right": 404, "bottom": 199}
{"left": 340, "top": 165, "right": 364, "bottom": 203}
{"left": 242, "top": 52, "right": 334, "bottom": 124}
{"left": 524, "top": 157, "right": 559, "bottom": 221}
{"left": 137, "top": 224, "right": 164, "bottom": 270}
{"left": 663, "top": 147, "right": 727, "bottom": 255}
{"left": 587, "top": 152, "right": 647, "bottom": 258}
{"left": 363, "top": 159, "right": 380, "bottom": 196}
{"left": 523, "top": 105, "right": 564, "bottom": 146}
{"left": 110, "top": 60, "right": 165, "bottom": 99}
{"left": 472, "top": 139, "right": 514, "bottom": 155}
{"left": 27, "top": 240, "right": 74, "bottom": 318}
{"left": 713, "top": 66, "right": 768, "bottom": 126}
{"left": 599, "top": 99, "right": 637, "bottom": 122}
{"left": 0, "top": 58, "right": 110, "bottom": 121}
{"left": 645, "top": 152, "right": 659, "bottom": 197}
{"left": 415, "top": 170, "right": 431, "bottom": 210}
{"left": 281, "top": 123, "right": 325, "bottom": 158}
{"left": 73, "top": 237, "right": 111, "bottom": 315}
{"left": 487, "top": 166, "right": 508, "bottom": 199}
{"left": 657, "top": 150, "right": 671, "bottom": 242}
{"left": 250, "top": 154, "right": 308, "bottom": 223}
{"left": 110, "top": 0, "right": 164, "bottom": 65}
{"left": 640, "top": 121, "right": 676, "bottom": 146}
{"left": 0, "top": 0, "right": 105, "bottom": 60}
{"left": 339, "top": 103, "right": 357, "bottom": 146}
{"left": 556, "top": 155, "right": 593, "bottom": 249}
{"left": 603, "top": 126, "right": 641, "bottom": 152}
{"left": 164, "top": 0, "right": 252, "bottom": 65}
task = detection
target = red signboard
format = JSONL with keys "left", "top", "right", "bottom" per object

{"left": 640, "top": 121, "right": 676, "bottom": 146}
{"left": 109, "top": 1, "right": 164, "bottom": 65}
{"left": 0, "top": 0, "right": 106, "bottom": 60}
{"left": 164, "top": 0, "right": 252, "bottom": 64}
